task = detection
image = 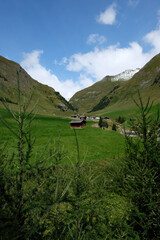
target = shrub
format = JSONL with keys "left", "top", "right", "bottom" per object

{"left": 112, "top": 123, "right": 117, "bottom": 131}
{"left": 98, "top": 116, "right": 103, "bottom": 127}
{"left": 101, "top": 121, "right": 108, "bottom": 128}
{"left": 99, "top": 117, "right": 108, "bottom": 128}
{"left": 116, "top": 116, "right": 125, "bottom": 124}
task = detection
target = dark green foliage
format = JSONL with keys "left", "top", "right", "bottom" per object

{"left": 98, "top": 116, "right": 103, "bottom": 127}
{"left": 57, "top": 104, "right": 65, "bottom": 111}
{"left": 98, "top": 117, "right": 108, "bottom": 128}
{"left": 112, "top": 123, "right": 117, "bottom": 131}
{"left": 0, "top": 96, "right": 17, "bottom": 104}
{"left": 113, "top": 93, "right": 160, "bottom": 239}
{"left": 116, "top": 115, "right": 125, "bottom": 124}
{"left": 39, "top": 159, "right": 132, "bottom": 240}
{"left": 151, "top": 72, "right": 160, "bottom": 85}
{"left": 101, "top": 121, "right": 108, "bottom": 128}
{"left": 89, "top": 96, "right": 110, "bottom": 112}
{"left": 109, "top": 84, "right": 120, "bottom": 94}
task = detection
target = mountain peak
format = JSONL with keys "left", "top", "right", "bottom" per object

{"left": 111, "top": 68, "right": 140, "bottom": 81}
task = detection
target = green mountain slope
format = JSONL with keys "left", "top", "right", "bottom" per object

{"left": 70, "top": 53, "right": 160, "bottom": 115}
{"left": 0, "top": 56, "right": 74, "bottom": 115}
{"left": 69, "top": 76, "right": 124, "bottom": 113}
{"left": 99, "top": 53, "right": 160, "bottom": 114}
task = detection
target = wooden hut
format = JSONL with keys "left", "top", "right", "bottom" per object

{"left": 71, "top": 114, "right": 79, "bottom": 118}
{"left": 70, "top": 120, "right": 86, "bottom": 128}
{"left": 80, "top": 115, "right": 86, "bottom": 120}
{"left": 102, "top": 116, "right": 110, "bottom": 120}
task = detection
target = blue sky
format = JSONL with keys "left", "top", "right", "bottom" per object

{"left": 0, "top": 0, "right": 160, "bottom": 99}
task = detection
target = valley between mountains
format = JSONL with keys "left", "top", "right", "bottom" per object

{"left": 0, "top": 53, "right": 160, "bottom": 118}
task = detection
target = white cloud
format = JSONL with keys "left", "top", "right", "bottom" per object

{"left": 143, "top": 29, "right": 160, "bottom": 55}
{"left": 78, "top": 74, "right": 94, "bottom": 88}
{"left": 66, "top": 27, "right": 160, "bottom": 81}
{"left": 20, "top": 25, "right": 160, "bottom": 101}
{"left": 21, "top": 50, "right": 80, "bottom": 99}
{"left": 87, "top": 34, "right": 107, "bottom": 45}
{"left": 21, "top": 50, "right": 93, "bottom": 100}
{"left": 22, "top": 50, "right": 44, "bottom": 69}
{"left": 96, "top": 3, "right": 117, "bottom": 25}
{"left": 66, "top": 43, "right": 149, "bottom": 80}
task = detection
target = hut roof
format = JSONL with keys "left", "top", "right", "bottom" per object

{"left": 70, "top": 120, "right": 86, "bottom": 124}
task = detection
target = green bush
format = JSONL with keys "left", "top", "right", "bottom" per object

{"left": 101, "top": 121, "right": 108, "bottom": 128}
{"left": 98, "top": 117, "right": 108, "bottom": 128}
{"left": 116, "top": 116, "right": 125, "bottom": 124}
{"left": 112, "top": 123, "right": 117, "bottom": 131}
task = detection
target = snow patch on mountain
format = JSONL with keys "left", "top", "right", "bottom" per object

{"left": 111, "top": 68, "right": 140, "bottom": 81}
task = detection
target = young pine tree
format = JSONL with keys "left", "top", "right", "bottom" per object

{"left": 0, "top": 70, "right": 70, "bottom": 239}
{"left": 123, "top": 93, "right": 160, "bottom": 239}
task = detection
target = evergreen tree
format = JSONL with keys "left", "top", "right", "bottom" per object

{"left": 116, "top": 116, "right": 125, "bottom": 124}
{"left": 98, "top": 117, "right": 103, "bottom": 128}
{"left": 123, "top": 93, "right": 160, "bottom": 239}
{"left": 112, "top": 123, "right": 117, "bottom": 131}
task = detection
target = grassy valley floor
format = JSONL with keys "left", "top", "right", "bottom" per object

{"left": 0, "top": 108, "right": 125, "bottom": 164}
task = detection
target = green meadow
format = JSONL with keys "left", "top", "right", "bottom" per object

{"left": 100, "top": 103, "right": 160, "bottom": 120}
{"left": 0, "top": 108, "right": 125, "bottom": 164}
